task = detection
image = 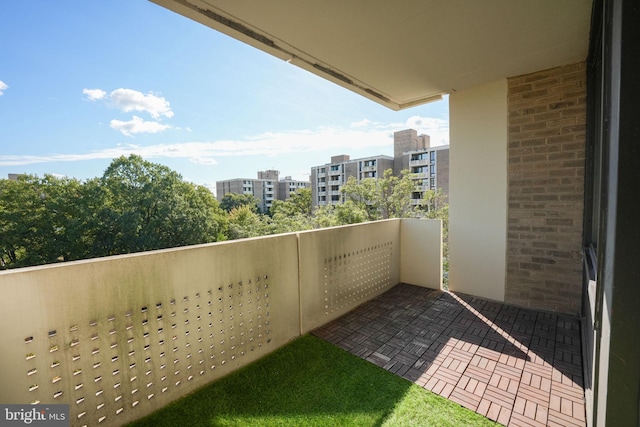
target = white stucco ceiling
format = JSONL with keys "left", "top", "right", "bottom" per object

{"left": 153, "top": 0, "right": 592, "bottom": 110}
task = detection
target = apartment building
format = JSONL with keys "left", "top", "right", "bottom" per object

{"left": 310, "top": 154, "right": 394, "bottom": 206}
{"left": 278, "top": 176, "right": 311, "bottom": 201}
{"left": 394, "top": 129, "right": 450, "bottom": 206}
{"left": 216, "top": 170, "right": 310, "bottom": 212}
{"left": 310, "top": 129, "right": 449, "bottom": 207}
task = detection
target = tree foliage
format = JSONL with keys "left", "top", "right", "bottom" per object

{"left": 0, "top": 156, "right": 226, "bottom": 269}
{"left": 340, "top": 169, "right": 431, "bottom": 220}
{"left": 0, "top": 174, "right": 95, "bottom": 268}
{"left": 269, "top": 188, "right": 312, "bottom": 218}
{"left": 268, "top": 188, "right": 314, "bottom": 233}
{"left": 1, "top": 162, "right": 448, "bottom": 271}
{"left": 96, "top": 155, "right": 225, "bottom": 255}
{"left": 227, "top": 205, "right": 271, "bottom": 240}
{"left": 220, "top": 193, "right": 260, "bottom": 213}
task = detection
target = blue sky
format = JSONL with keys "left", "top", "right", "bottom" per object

{"left": 0, "top": 1, "right": 449, "bottom": 193}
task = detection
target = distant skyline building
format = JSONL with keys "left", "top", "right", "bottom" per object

{"left": 310, "top": 129, "right": 449, "bottom": 208}
{"left": 394, "top": 129, "right": 450, "bottom": 207}
{"left": 216, "top": 170, "right": 310, "bottom": 212}
{"left": 310, "top": 154, "right": 394, "bottom": 206}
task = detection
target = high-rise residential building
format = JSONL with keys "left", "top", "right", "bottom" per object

{"left": 216, "top": 170, "right": 310, "bottom": 212}
{"left": 310, "top": 154, "right": 394, "bottom": 206}
{"left": 278, "top": 176, "right": 311, "bottom": 201}
{"left": 310, "top": 129, "right": 449, "bottom": 208}
{"left": 396, "top": 129, "right": 450, "bottom": 206}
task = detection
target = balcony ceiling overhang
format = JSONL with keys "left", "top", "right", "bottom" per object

{"left": 152, "top": 0, "right": 592, "bottom": 110}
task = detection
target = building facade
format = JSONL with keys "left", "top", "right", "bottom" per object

{"left": 216, "top": 170, "right": 310, "bottom": 212}
{"left": 278, "top": 176, "right": 311, "bottom": 201}
{"left": 310, "top": 129, "right": 449, "bottom": 208}
{"left": 395, "top": 129, "right": 450, "bottom": 206}
{"left": 310, "top": 154, "right": 394, "bottom": 206}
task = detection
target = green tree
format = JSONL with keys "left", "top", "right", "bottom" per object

{"left": 340, "top": 176, "right": 380, "bottom": 221}
{"left": 312, "top": 201, "right": 369, "bottom": 227}
{"left": 268, "top": 188, "right": 314, "bottom": 233}
{"left": 220, "top": 193, "right": 260, "bottom": 213}
{"left": 340, "top": 169, "right": 419, "bottom": 220}
{"left": 96, "top": 155, "right": 225, "bottom": 255}
{"left": 0, "top": 174, "right": 46, "bottom": 268}
{"left": 0, "top": 174, "right": 92, "bottom": 268}
{"left": 227, "top": 205, "right": 272, "bottom": 239}
{"left": 269, "top": 188, "right": 312, "bottom": 217}
{"left": 378, "top": 169, "right": 415, "bottom": 219}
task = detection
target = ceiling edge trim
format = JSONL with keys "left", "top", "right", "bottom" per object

{"left": 163, "top": 0, "right": 402, "bottom": 109}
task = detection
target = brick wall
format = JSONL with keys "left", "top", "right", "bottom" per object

{"left": 436, "top": 148, "right": 449, "bottom": 201}
{"left": 506, "top": 63, "right": 586, "bottom": 314}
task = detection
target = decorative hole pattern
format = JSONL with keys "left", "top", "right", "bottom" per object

{"left": 19, "top": 274, "right": 273, "bottom": 426}
{"left": 323, "top": 242, "right": 394, "bottom": 315}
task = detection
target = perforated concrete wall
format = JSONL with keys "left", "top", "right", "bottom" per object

{"left": 0, "top": 235, "right": 300, "bottom": 427}
{"left": 298, "top": 220, "right": 402, "bottom": 333}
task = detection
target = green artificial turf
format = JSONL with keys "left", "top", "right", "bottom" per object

{"left": 129, "top": 335, "right": 498, "bottom": 427}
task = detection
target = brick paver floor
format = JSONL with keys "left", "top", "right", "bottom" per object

{"left": 312, "top": 283, "right": 586, "bottom": 427}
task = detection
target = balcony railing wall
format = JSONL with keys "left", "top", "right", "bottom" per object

{"left": 0, "top": 219, "right": 441, "bottom": 426}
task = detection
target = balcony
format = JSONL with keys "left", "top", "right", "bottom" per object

{"left": 361, "top": 165, "right": 376, "bottom": 172}
{"left": 410, "top": 173, "right": 427, "bottom": 180}
{"left": 411, "top": 199, "right": 427, "bottom": 206}
{"left": 328, "top": 180, "right": 341, "bottom": 186}
{"left": 410, "top": 158, "right": 429, "bottom": 167}
{"left": 0, "top": 219, "right": 586, "bottom": 426}
{"left": 0, "top": 220, "right": 441, "bottom": 425}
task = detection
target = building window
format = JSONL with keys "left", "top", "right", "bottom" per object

{"left": 430, "top": 151, "right": 436, "bottom": 162}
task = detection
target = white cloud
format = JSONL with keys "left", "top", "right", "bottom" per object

{"left": 0, "top": 115, "right": 449, "bottom": 167}
{"left": 403, "top": 115, "right": 450, "bottom": 147}
{"left": 83, "top": 87, "right": 174, "bottom": 135}
{"left": 82, "top": 88, "right": 106, "bottom": 100}
{"left": 110, "top": 116, "right": 171, "bottom": 137}
{"left": 109, "top": 88, "right": 173, "bottom": 119}
{"left": 350, "top": 119, "right": 372, "bottom": 127}
{"left": 0, "top": 80, "right": 8, "bottom": 96}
